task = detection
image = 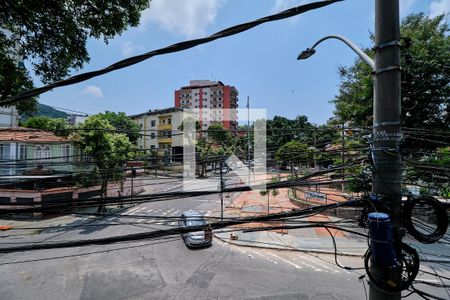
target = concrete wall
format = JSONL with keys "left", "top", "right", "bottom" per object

{"left": 0, "top": 178, "right": 144, "bottom": 211}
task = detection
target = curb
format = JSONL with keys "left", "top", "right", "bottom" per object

{"left": 214, "top": 234, "right": 450, "bottom": 263}
{"left": 213, "top": 233, "right": 365, "bottom": 257}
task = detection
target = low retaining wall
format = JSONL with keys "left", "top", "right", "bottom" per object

{"left": 288, "top": 188, "right": 362, "bottom": 219}
{"left": 0, "top": 177, "right": 144, "bottom": 215}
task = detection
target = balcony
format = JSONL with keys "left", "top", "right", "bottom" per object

{"left": 158, "top": 137, "right": 172, "bottom": 144}
{"left": 157, "top": 124, "right": 172, "bottom": 131}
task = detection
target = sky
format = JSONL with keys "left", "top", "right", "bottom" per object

{"left": 32, "top": 0, "right": 449, "bottom": 125}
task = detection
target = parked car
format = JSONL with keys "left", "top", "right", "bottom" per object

{"left": 178, "top": 210, "right": 212, "bottom": 248}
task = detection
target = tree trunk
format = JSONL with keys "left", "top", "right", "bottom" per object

{"left": 97, "top": 179, "right": 108, "bottom": 214}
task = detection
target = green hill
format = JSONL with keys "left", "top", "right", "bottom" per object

{"left": 21, "top": 103, "right": 69, "bottom": 121}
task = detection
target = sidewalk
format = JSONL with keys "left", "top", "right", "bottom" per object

{"left": 215, "top": 177, "right": 367, "bottom": 255}
{"left": 216, "top": 179, "right": 450, "bottom": 262}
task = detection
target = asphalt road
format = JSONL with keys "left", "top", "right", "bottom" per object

{"left": 0, "top": 175, "right": 448, "bottom": 299}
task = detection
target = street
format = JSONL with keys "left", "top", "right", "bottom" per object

{"left": 0, "top": 175, "right": 368, "bottom": 299}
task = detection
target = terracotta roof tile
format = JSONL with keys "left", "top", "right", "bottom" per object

{"left": 0, "top": 127, "right": 69, "bottom": 143}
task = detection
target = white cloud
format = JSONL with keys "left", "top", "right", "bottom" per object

{"left": 81, "top": 85, "right": 104, "bottom": 99}
{"left": 270, "top": 0, "right": 305, "bottom": 24}
{"left": 430, "top": 0, "right": 450, "bottom": 18}
{"left": 121, "top": 41, "right": 144, "bottom": 57}
{"left": 271, "top": 0, "right": 304, "bottom": 13}
{"left": 400, "top": 0, "right": 418, "bottom": 18}
{"left": 140, "top": 0, "right": 224, "bottom": 38}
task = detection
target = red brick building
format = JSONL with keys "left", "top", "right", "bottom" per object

{"left": 174, "top": 80, "right": 238, "bottom": 131}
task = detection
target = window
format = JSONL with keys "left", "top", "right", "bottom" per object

{"left": 151, "top": 120, "right": 156, "bottom": 127}
{"left": 150, "top": 145, "right": 155, "bottom": 149}
{"left": 62, "top": 145, "right": 70, "bottom": 162}
{"left": 35, "top": 145, "right": 43, "bottom": 161}
{"left": 0, "top": 144, "right": 8, "bottom": 159}
{"left": 19, "top": 144, "right": 27, "bottom": 160}
{"left": 168, "top": 118, "right": 171, "bottom": 125}
{"left": 43, "top": 146, "right": 51, "bottom": 160}
{"left": 151, "top": 132, "right": 156, "bottom": 139}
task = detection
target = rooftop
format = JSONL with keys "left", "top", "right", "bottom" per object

{"left": 0, "top": 127, "right": 69, "bottom": 143}
{"left": 129, "top": 107, "right": 183, "bottom": 119}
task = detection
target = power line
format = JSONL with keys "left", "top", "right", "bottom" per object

{"left": 0, "top": 0, "right": 342, "bottom": 106}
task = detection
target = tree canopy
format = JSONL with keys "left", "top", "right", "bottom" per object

{"left": 97, "top": 111, "right": 140, "bottom": 143}
{"left": 73, "top": 114, "right": 135, "bottom": 198}
{"left": 0, "top": 0, "right": 151, "bottom": 114}
{"left": 22, "top": 115, "right": 71, "bottom": 137}
{"left": 331, "top": 13, "right": 450, "bottom": 149}
{"left": 275, "top": 140, "right": 314, "bottom": 172}
{"left": 267, "top": 115, "right": 314, "bottom": 151}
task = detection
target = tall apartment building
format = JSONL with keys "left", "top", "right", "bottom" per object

{"left": 174, "top": 80, "right": 238, "bottom": 131}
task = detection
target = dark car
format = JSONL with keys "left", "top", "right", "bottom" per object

{"left": 178, "top": 210, "right": 212, "bottom": 248}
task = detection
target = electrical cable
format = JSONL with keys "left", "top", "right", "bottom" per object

{"left": 403, "top": 195, "right": 448, "bottom": 244}
{"left": 363, "top": 242, "right": 420, "bottom": 293}
{"left": 0, "top": 0, "right": 342, "bottom": 106}
{"left": 0, "top": 199, "right": 363, "bottom": 253}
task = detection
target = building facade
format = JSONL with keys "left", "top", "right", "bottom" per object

{"left": 129, "top": 107, "right": 184, "bottom": 160}
{"left": 0, "top": 127, "right": 91, "bottom": 178}
{"left": 0, "top": 106, "right": 19, "bottom": 128}
{"left": 174, "top": 80, "right": 238, "bottom": 131}
{"left": 67, "top": 114, "right": 88, "bottom": 125}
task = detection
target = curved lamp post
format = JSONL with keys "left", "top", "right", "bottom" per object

{"left": 297, "top": 34, "right": 375, "bottom": 71}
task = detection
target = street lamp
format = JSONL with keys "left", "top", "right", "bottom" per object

{"left": 297, "top": 34, "right": 375, "bottom": 71}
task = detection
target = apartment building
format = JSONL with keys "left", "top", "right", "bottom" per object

{"left": 174, "top": 80, "right": 238, "bottom": 131}
{"left": 129, "top": 107, "right": 184, "bottom": 160}
{"left": 0, "top": 106, "right": 19, "bottom": 128}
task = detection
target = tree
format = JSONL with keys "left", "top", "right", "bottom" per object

{"left": 331, "top": 13, "right": 450, "bottom": 149}
{"left": 207, "top": 123, "right": 232, "bottom": 147}
{"left": 267, "top": 115, "right": 314, "bottom": 152}
{"left": 73, "top": 115, "right": 134, "bottom": 211}
{"left": 405, "top": 147, "right": 450, "bottom": 198}
{"left": 275, "top": 141, "right": 314, "bottom": 173}
{"left": 98, "top": 111, "right": 140, "bottom": 144}
{"left": 260, "top": 177, "right": 280, "bottom": 214}
{"left": 0, "top": 0, "right": 151, "bottom": 114}
{"left": 22, "top": 115, "right": 71, "bottom": 137}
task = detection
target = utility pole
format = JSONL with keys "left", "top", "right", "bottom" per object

{"left": 247, "top": 96, "right": 251, "bottom": 186}
{"left": 313, "top": 125, "right": 317, "bottom": 170}
{"left": 370, "top": 1, "right": 402, "bottom": 299}
{"left": 341, "top": 122, "right": 345, "bottom": 192}
{"left": 219, "top": 160, "right": 224, "bottom": 221}
{"left": 131, "top": 166, "right": 135, "bottom": 204}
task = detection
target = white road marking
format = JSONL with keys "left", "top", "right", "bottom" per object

{"left": 146, "top": 208, "right": 154, "bottom": 213}
{"left": 169, "top": 221, "right": 177, "bottom": 226}
{"left": 127, "top": 207, "right": 141, "bottom": 214}
{"left": 266, "top": 252, "right": 303, "bottom": 269}
{"left": 128, "top": 207, "right": 144, "bottom": 215}
{"left": 166, "top": 208, "right": 175, "bottom": 214}
{"left": 248, "top": 254, "right": 256, "bottom": 259}
{"left": 204, "top": 211, "right": 212, "bottom": 216}
{"left": 297, "top": 255, "right": 340, "bottom": 273}
{"left": 171, "top": 210, "right": 180, "bottom": 216}
{"left": 251, "top": 250, "right": 267, "bottom": 259}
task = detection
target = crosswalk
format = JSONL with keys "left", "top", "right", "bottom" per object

{"left": 217, "top": 240, "right": 358, "bottom": 276}
{"left": 109, "top": 206, "right": 215, "bottom": 226}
